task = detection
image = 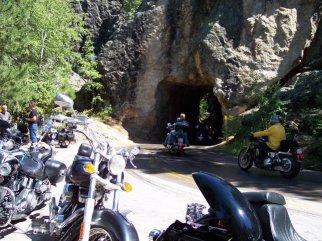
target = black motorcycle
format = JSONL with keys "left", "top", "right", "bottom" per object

{"left": 237, "top": 134, "right": 304, "bottom": 178}
{"left": 149, "top": 172, "right": 306, "bottom": 241}
{"left": 164, "top": 122, "right": 188, "bottom": 155}
{"left": 41, "top": 119, "right": 76, "bottom": 148}
{"left": 195, "top": 121, "right": 212, "bottom": 145}
{"left": 0, "top": 120, "right": 29, "bottom": 150}
{"left": 0, "top": 142, "right": 66, "bottom": 227}
{"left": 31, "top": 122, "right": 140, "bottom": 241}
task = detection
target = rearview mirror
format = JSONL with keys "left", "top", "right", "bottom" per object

{"left": 54, "top": 93, "right": 74, "bottom": 109}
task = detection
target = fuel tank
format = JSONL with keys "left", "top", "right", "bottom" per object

{"left": 68, "top": 156, "right": 92, "bottom": 187}
{"left": 20, "top": 156, "right": 45, "bottom": 179}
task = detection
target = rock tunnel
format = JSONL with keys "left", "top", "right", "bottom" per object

{"left": 154, "top": 80, "right": 224, "bottom": 144}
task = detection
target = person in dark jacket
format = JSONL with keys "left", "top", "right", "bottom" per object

{"left": 163, "top": 113, "right": 190, "bottom": 147}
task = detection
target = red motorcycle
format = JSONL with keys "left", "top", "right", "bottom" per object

{"left": 237, "top": 134, "right": 304, "bottom": 178}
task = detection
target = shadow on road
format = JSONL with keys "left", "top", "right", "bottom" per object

{"left": 131, "top": 143, "right": 322, "bottom": 202}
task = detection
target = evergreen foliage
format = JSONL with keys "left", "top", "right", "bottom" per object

{"left": 124, "top": 0, "right": 143, "bottom": 14}
{"left": 0, "top": 0, "right": 84, "bottom": 115}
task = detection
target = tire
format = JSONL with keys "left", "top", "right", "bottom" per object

{"left": 61, "top": 222, "right": 118, "bottom": 241}
{"left": 280, "top": 157, "right": 301, "bottom": 179}
{"left": 238, "top": 147, "right": 253, "bottom": 171}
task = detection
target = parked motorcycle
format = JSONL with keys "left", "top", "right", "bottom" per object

{"left": 0, "top": 120, "right": 29, "bottom": 150}
{"left": 164, "top": 122, "right": 187, "bottom": 155}
{"left": 41, "top": 118, "right": 76, "bottom": 148}
{"left": 0, "top": 142, "right": 66, "bottom": 227}
{"left": 195, "top": 121, "right": 212, "bottom": 145}
{"left": 31, "top": 93, "right": 140, "bottom": 241}
{"left": 237, "top": 134, "right": 304, "bottom": 179}
{"left": 149, "top": 172, "right": 306, "bottom": 241}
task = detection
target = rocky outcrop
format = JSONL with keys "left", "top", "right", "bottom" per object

{"left": 80, "top": 0, "right": 322, "bottom": 141}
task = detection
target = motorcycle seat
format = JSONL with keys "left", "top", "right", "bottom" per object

{"left": 244, "top": 191, "right": 286, "bottom": 205}
{"left": 254, "top": 204, "right": 306, "bottom": 241}
{"left": 244, "top": 192, "right": 305, "bottom": 241}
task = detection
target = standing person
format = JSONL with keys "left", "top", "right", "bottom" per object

{"left": 25, "top": 101, "right": 38, "bottom": 146}
{"left": 252, "top": 114, "right": 286, "bottom": 166}
{"left": 0, "top": 104, "right": 12, "bottom": 123}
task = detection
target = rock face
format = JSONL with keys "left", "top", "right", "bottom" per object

{"left": 80, "top": 0, "right": 322, "bottom": 141}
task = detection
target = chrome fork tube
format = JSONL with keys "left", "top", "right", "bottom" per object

{"left": 112, "top": 174, "right": 121, "bottom": 211}
{"left": 79, "top": 152, "right": 100, "bottom": 241}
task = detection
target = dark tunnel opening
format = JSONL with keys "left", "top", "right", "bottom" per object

{"left": 154, "top": 80, "right": 224, "bottom": 144}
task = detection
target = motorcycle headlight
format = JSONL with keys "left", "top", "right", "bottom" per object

{"left": 109, "top": 155, "right": 126, "bottom": 176}
{"left": 0, "top": 163, "right": 12, "bottom": 176}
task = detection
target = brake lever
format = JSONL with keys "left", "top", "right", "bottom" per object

{"left": 129, "top": 155, "right": 137, "bottom": 169}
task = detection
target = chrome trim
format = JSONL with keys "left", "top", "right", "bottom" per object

{"left": 0, "top": 186, "right": 16, "bottom": 227}
{"left": 56, "top": 207, "right": 85, "bottom": 230}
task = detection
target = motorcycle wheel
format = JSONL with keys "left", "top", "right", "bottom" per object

{"left": 279, "top": 157, "right": 301, "bottom": 179}
{"left": 238, "top": 148, "right": 253, "bottom": 171}
{"left": 61, "top": 224, "right": 118, "bottom": 241}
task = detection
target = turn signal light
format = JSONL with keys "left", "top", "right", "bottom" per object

{"left": 84, "top": 162, "right": 95, "bottom": 174}
{"left": 122, "top": 182, "right": 133, "bottom": 192}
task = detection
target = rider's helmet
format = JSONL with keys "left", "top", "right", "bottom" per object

{"left": 270, "top": 114, "right": 280, "bottom": 124}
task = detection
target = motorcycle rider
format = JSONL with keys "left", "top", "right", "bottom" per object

{"left": 163, "top": 113, "right": 190, "bottom": 147}
{"left": 252, "top": 114, "right": 286, "bottom": 166}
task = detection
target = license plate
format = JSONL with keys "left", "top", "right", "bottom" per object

{"left": 178, "top": 138, "right": 184, "bottom": 143}
{"left": 296, "top": 148, "right": 303, "bottom": 154}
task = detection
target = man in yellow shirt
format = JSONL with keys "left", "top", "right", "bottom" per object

{"left": 252, "top": 114, "right": 286, "bottom": 166}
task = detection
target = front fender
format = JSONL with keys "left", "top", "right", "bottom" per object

{"left": 60, "top": 209, "right": 139, "bottom": 241}
{"left": 92, "top": 209, "right": 139, "bottom": 241}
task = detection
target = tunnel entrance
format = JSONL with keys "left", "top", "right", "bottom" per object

{"left": 154, "top": 80, "right": 224, "bottom": 144}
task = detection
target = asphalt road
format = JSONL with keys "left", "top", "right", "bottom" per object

{"left": 129, "top": 143, "right": 322, "bottom": 241}
{"left": 133, "top": 143, "right": 322, "bottom": 202}
{"left": 1, "top": 142, "right": 322, "bottom": 241}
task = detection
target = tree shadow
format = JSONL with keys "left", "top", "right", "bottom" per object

{"left": 131, "top": 144, "right": 322, "bottom": 202}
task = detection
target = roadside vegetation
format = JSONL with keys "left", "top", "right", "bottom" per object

{"left": 0, "top": 0, "right": 101, "bottom": 118}
{"left": 221, "top": 71, "right": 322, "bottom": 171}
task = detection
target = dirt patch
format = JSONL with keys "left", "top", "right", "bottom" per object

{"left": 88, "top": 117, "right": 135, "bottom": 147}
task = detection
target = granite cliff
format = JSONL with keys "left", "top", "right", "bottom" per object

{"left": 75, "top": 0, "right": 322, "bottom": 142}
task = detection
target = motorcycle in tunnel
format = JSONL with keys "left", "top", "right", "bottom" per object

{"left": 0, "top": 141, "right": 66, "bottom": 227}
{"left": 237, "top": 133, "right": 304, "bottom": 179}
{"left": 149, "top": 172, "right": 306, "bottom": 241}
{"left": 164, "top": 122, "right": 189, "bottom": 155}
{"left": 195, "top": 120, "right": 212, "bottom": 145}
{"left": 31, "top": 93, "right": 141, "bottom": 241}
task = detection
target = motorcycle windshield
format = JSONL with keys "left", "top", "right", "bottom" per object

{"left": 192, "top": 172, "right": 262, "bottom": 241}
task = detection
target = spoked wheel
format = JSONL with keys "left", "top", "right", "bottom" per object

{"left": 280, "top": 157, "right": 301, "bottom": 179}
{"left": 61, "top": 224, "right": 119, "bottom": 241}
{"left": 88, "top": 227, "right": 116, "bottom": 241}
{"left": 237, "top": 147, "right": 253, "bottom": 171}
